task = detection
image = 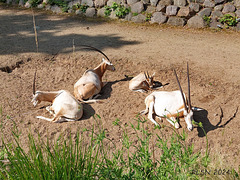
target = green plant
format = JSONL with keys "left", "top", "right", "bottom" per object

{"left": 203, "top": 15, "right": 211, "bottom": 26}
{"left": 48, "top": 0, "right": 69, "bottom": 12}
{"left": 104, "top": 2, "right": 130, "bottom": 18}
{"left": 219, "top": 14, "right": 238, "bottom": 26}
{"left": 29, "top": 0, "right": 42, "bottom": 7}
{"left": 145, "top": 13, "right": 152, "bottom": 21}
{"left": 133, "top": 12, "right": 138, "bottom": 16}
{"left": 79, "top": 4, "right": 89, "bottom": 13}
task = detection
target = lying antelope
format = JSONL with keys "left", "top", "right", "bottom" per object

{"left": 140, "top": 64, "right": 194, "bottom": 131}
{"left": 74, "top": 45, "right": 115, "bottom": 101}
{"left": 32, "top": 71, "right": 85, "bottom": 123}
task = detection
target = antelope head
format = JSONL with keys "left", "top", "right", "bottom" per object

{"left": 144, "top": 71, "right": 155, "bottom": 89}
{"left": 174, "top": 63, "right": 193, "bottom": 131}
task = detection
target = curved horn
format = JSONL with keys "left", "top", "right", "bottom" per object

{"left": 173, "top": 68, "right": 187, "bottom": 111}
{"left": 33, "top": 70, "right": 37, "bottom": 95}
{"left": 146, "top": 71, "right": 150, "bottom": 78}
{"left": 144, "top": 72, "right": 147, "bottom": 80}
{"left": 79, "top": 45, "right": 111, "bottom": 62}
{"left": 187, "top": 63, "right": 191, "bottom": 112}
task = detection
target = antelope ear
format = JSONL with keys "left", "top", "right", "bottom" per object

{"left": 152, "top": 72, "right": 155, "bottom": 77}
{"left": 102, "top": 58, "right": 106, "bottom": 62}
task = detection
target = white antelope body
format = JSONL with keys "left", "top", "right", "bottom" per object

{"left": 129, "top": 72, "right": 156, "bottom": 93}
{"left": 74, "top": 46, "right": 115, "bottom": 101}
{"left": 32, "top": 90, "right": 83, "bottom": 122}
{"left": 141, "top": 64, "right": 194, "bottom": 131}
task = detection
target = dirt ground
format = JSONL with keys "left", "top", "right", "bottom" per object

{"left": 0, "top": 6, "right": 240, "bottom": 172}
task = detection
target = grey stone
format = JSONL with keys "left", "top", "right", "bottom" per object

{"left": 150, "top": 0, "right": 159, "bottom": 6}
{"left": 146, "top": 6, "right": 156, "bottom": 13}
{"left": 107, "top": 0, "right": 122, "bottom": 6}
{"left": 214, "top": 4, "right": 223, "bottom": 11}
{"left": 158, "top": 0, "right": 173, "bottom": 6}
{"left": 150, "top": 12, "right": 168, "bottom": 24}
{"left": 127, "top": 0, "right": 139, "bottom": 5}
{"left": 43, "top": 0, "right": 48, "bottom": 3}
{"left": 211, "top": 10, "right": 223, "bottom": 19}
{"left": 187, "top": 15, "right": 207, "bottom": 28}
{"left": 236, "top": 9, "right": 240, "bottom": 17}
{"left": 203, "top": 0, "right": 215, "bottom": 8}
{"left": 95, "top": 0, "right": 107, "bottom": 8}
{"left": 222, "top": 3, "right": 236, "bottom": 14}
{"left": 177, "top": 7, "right": 191, "bottom": 17}
{"left": 85, "top": 8, "right": 96, "bottom": 17}
{"left": 156, "top": 4, "right": 166, "bottom": 12}
{"left": 167, "top": 17, "right": 186, "bottom": 26}
{"left": 236, "top": 22, "right": 240, "bottom": 30}
{"left": 6, "top": 0, "right": 12, "bottom": 4}
{"left": 130, "top": 2, "right": 144, "bottom": 13}
{"left": 189, "top": 3, "right": 200, "bottom": 13}
{"left": 68, "top": 0, "right": 80, "bottom": 8}
{"left": 97, "top": 8, "right": 106, "bottom": 17}
{"left": 131, "top": 14, "right": 146, "bottom": 23}
{"left": 51, "top": 5, "right": 62, "bottom": 13}
{"left": 210, "top": 18, "right": 223, "bottom": 28}
{"left": 166, "top": 5, "right": 179, "bottom": 16}
{"left": 125, "top": 12, "right": 133, "bottom": 20}
{"left": 234, "top": 0, "right": 240, "bottom": 7}
{"left": 174, "top": 0, "right": 186, "bottom": 7}
{"left": 110, "top": 11, "right": 118, "bottom": 19}
{"left": 197, "top": 8, "right": 212, "bottom": 17}
{"left": 81, "top": 0, "right": 94, "bottom": 7}
{"left": 214, "top": 0, "right": 225, "bottom": 5}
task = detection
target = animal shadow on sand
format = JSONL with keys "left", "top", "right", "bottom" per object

{"left": 193, "top": 106, "right": 238, "bottom": 137}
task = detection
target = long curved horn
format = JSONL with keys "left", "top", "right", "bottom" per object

{"left": 173, "top": 68, "right": 187, "bottom": 111}
{"left": 146, "top": 71, "right": 150, "bottom": 79}
{"left": 33, "top": 70, "right": 37, "bottom": 95}
{"left": 144, "top": 72, "right": 147, "bottom": 80}
{"left": 187, "top": 63, "right": 191, "bottom": 112}
{"left": 79, "top": 45, "right": 111, "bottom": 62}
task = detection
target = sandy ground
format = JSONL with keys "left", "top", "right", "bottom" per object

{"left": 0, "top": 6, "right": 240, "bottom": 172}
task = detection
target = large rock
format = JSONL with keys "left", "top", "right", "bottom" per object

{"left": 158, "top": 0, "right": 173, "bottom": 6}
{"left": 197, "top": 8, "right": 212, "bottom": 17}
{"left": 97, "top": 8, "right": 106, "bottom": 17}
{"left": 234, "top": 0, "right": 240, "bottom": 7}
{"left": 150, "top": 12, "right": 168, "bottom": 24}
{"left": 95, "top": 0, "right": 107, "bottom": 8}
{"left": 189, "top": 3, "right": 200, "bottom": 13}
{"left": 203, "top": 0, "right": 215, "bottom": 8}
{"left": 177, "top": 7, "right": 191, "bottom": 17}
{"left": 150, "top": 0, "right": 159, "bottom": 6}
{"left": 222, "top": 3, "right": 236, "bottom": 14}
{"left": 210, "top": 19, "right": 223, "bottom": 28}
{"left": 174, "top": 0, "right": 187, "bottom": 7}
{"left": 85, "top": 8, "right": 96, "bottom": 17}
{"left": 51, "top": 5, "right": 62, "bottom": 14}
{"left": 214, "top": 4, "right": 223, "bottom": 11}
{"left": 236, "top": 9, "right": 240, "bottom": 18}
{"left": 211, "top": 10, "right": 223, "bottom": 19}
{"left": 156, "top": 4, "right": 166, "bottom": 12}
{"left": 68, "top": 0, "right": 81, "bottom": 8}
{"left": 130, "top": 2, "right": 144, "bottom": 13}
{"left": 81, "top": 0, "right": 94, "bottom": 7}
{"left": 131, "top": 14, "right": 146, "bottom": 23}
{"left": 142, "top": 0, "right": 150, "bottom": 4}
{"left": 167, "top": 17, "right": 186, "bottom": 26}
{"left": 214, "top": 0, "right": 225, "bottom": 5}
{"left": 146, "top": 6, "right": 156, "bottom": 13}
{"left": 107, "top": 0, "right": 122, "bottom": 6}
{"left": 187, "top": 15, "right": 207, "bottom": 28}
{"left": 166, "top": 5, "right": 179, "bottom": 16}
{"left": 127, "top": 0, "right": 139, "bottom": 5}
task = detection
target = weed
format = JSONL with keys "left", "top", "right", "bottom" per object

{"left": 203, "top": 15, "right": 211, "bottom": 26}
{"left": 104, "top": 2, "right": 130, "bottom": 18}
{"left": 219, "top": 14, "right": 238, "bottom": 27}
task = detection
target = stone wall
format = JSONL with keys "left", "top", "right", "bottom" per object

{"left": 5, "top": 0, "right": 240, "bottom": 30}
